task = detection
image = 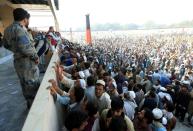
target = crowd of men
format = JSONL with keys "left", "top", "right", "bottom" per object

{"left": 47, "top": 31, "right": 193, "bottom": 131}
{"left": 31, "top": 26, "right": 62, "bottom": 56}
{"left": 30, "top": 26, "right": 62, "bottom": 72}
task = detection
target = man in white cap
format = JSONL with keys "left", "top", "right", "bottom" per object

{"left": 94, "top": 79, "right": 111, "bottom": 114}
{"left": 151, "top": 108, "right": 166, "bottom": 131}
{"left": 123, "top": 91, "right": 137, "bottom": 120}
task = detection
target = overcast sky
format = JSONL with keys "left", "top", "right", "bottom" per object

{"left": 55, "top": 0, "right": 193, "bottom": 30}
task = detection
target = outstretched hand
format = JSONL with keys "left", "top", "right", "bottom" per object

{"left": 48, "top": 79, "right": 57, "bottom": 88}
{"left": 50, "top": 86, "right": 57, "bottom": 95}
{"left": 53, "top": 62, "right": 64, "bottom": 81}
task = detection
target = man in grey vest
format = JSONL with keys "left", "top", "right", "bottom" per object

{"left": 3, "top": 8, "right": 40, "bottom": 109}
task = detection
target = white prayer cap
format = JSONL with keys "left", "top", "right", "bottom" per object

{"left": 96, "top": 80, "right": 105, "bottom": 86}
{"left": 162, "top": 117, "right": 167, "bottom": 125}
{"left": 152, "top": 108, "right": 163, "bottom": 120}
{"left": 125, "top": 91, "right": 136, "bottom": 100}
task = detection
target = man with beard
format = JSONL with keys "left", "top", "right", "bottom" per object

{"left": 133, "top": 108, "right": 153, "bottom": 131}
{"left": 3, "top": 8, "right": 40, "bottom": 109}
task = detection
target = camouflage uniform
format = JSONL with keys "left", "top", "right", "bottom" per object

{"left": 3, "top": 22, "right": 40, "bottom": 105}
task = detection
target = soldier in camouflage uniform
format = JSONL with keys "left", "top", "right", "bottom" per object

{"left": 2, "top": 8, "right": 40, "bottom": 108}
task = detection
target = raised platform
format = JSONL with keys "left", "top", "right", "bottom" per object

{"left": 0, "top": 56, "right": 45, "bottom": 131}
{"left": 0, "top": 59, "right": 27, "bottom": 131}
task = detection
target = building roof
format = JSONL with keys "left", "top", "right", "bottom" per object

{"left": 9, "top": 0, "right": 49, "bottom": 5}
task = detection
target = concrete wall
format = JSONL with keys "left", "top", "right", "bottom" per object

{"left": 0, "top": 4, "right": 14, "bottom": 34}
{"left": 0, "top": 4, "right": 14, "bottom": 59}
{"left": 0, "top": 0, "right": 53, "bottom": 33}
{"left": 22, "top": 50, "right": 63, "bottom": 131}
